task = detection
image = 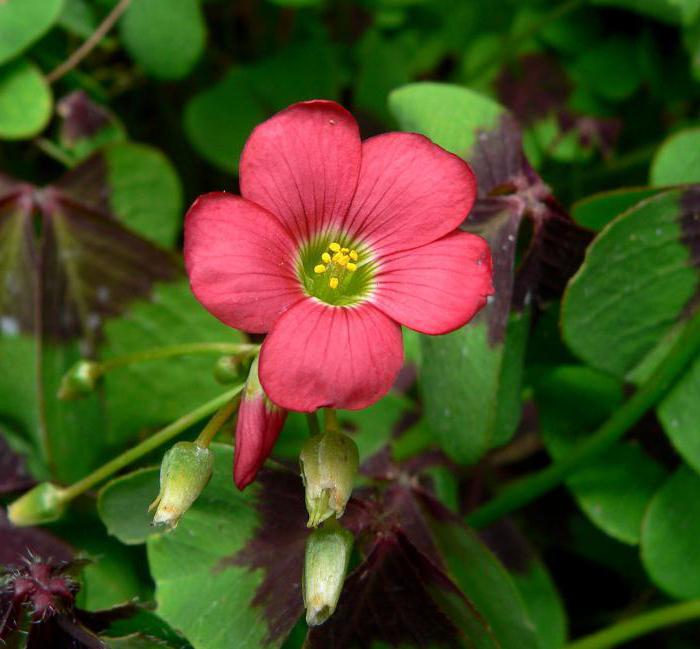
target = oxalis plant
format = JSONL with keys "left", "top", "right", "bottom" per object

{"left": 2, "top": 1, "right": 700, "bottom": 649}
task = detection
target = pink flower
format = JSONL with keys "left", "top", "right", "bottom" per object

{"left": 185, "top": 100, "right": 493, "bottom": 413}
{"left": 233, "top": 358, "right": 287, "bottom": 489}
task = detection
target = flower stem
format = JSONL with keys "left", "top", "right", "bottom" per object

{"left": 324, "top": 409, "right": 340, "bottom": 434}
{"left": 306, "top": 412, "right": 321, "bottom": 437}
{"left": 100, "top": 343, "right": 258, "bottom": 373}
{"left": 195, "top": 395, "right": 241, "bottom": 448}
{"left": 467, "top": 310, "right": 700, "bottom": 529}
{"left": 565, "top": 599, "right": 700, "bottom": 649}
{"left": 60, "top": 385, "right": 244, "bottom": 502}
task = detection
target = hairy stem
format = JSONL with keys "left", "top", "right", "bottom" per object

{"left": 565, "top": 599, "right": 700, "bottom": 649}
{"left": 47, "top": 0, "right": 133, "bottom": 83}
{"left": 467, "top": 310, "right": 700, "bottom": 529}
{"left": 99, "top": 342, "right": 258, "bottom": 373}
{"left": 60, "top": 385, "right": 244, "bottom": 502}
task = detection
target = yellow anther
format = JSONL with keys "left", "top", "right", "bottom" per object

{"left": 331, "top": 252, "right": 343, "bottom": 262}
{"left": 329, "top": 277, "right": 339, "bottom": 289}
{"left": 329, "top": 242, "right": 341, "bottom": 253}
{"left": 314, "top": 264, "right": 327, "bottom": 274}
{"left": 337, "top": 255, "right": 349, "bottom": 267}
{"left": 340, "top": 247, "right": 349, "bottom": 253}
{"left": 349, "top": 250, "right": 358, "bottom": 261}
{"left": 346, "top": 262, "right": 357, "bottom": 272}
{"left": 321, "top": 252, "right": 332, "bottom": 264}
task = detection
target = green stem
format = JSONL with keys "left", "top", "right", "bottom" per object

{"left": 100, "top": 343, "right": 258, "bottom": 373}
{"left": 565, "top": 599, "right": 700, "bottom": 649}
{"left": 195, "top": 395, "right": 241, "bottom": 448}
{"left": 467, "top": 310, "right": 700, "bottom": 529}
{"left": 306, "top": 412, "right": 321, "bottom": 437}
{"left": 60, "top": 385, "right": 244, "bottom": 502}
{"left": 324, "top": 409, "right": 340, "bottom": 434}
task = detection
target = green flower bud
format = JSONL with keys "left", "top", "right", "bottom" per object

{"left": 303, "top": 520, "right": 353, "bottom": 627}
{"left": 57, "top": 360, "right": 101, "bottom": 400}
{"left": 7, "top": 483, "right": 67, "bottom": 526}
{"left": 300, "top": 431, "right": 359, "bottom": 528}
{"left": 149, "top": 442, "right": 214, "bottom": 529}
{"left": 213, "top": 355, "right": 242, "bottom": 384}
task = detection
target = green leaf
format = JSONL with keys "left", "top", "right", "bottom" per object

{"left": 562, "top": 187, "right": 700, "bottom": 381}
{"left": 120, "top": 0, "right": 206, "bottom": 80}
{"left": 98, "top": 467, "right": 161, "bottom": 545}
{"left": 105, "top": 635, "right": 179, "bottom": 649}
{"left": 0, "top": 59, "right": 52, "bottom": 140}
{"left": 0, "top": 0, "right": 64, "bottom": 65}
{"left": 570, "top": 37, "right": 642, "bottom": 102}
{"left": 104, "top": 142, "right": 183, "bottom": 248}
{"left": 571, "top": 187, "right": 663, "bottom": 231}
{"left": 58, "top": 0, "right": 97, "bottom": 38}
{"left": 536, "top": 365, "right": 667, "bottom": 544}
{"left": 389, "top": 82, "right": 504, "bottom": 159}
{"left": 650, "top": 128, "right": 700, "bottom": 186}
{"left": 658, "top": 354, "right": 700, "bottom": 473}
{"left": 147, "top": 444, "right": 283, "bottom": 649}
{"left": 184, "top": 42, "right": 339, "bottom": 171}
{"left": 101, "top": 282, "right": 241, "bottom": 452}
{"left": 641, "top": 466, "right": 700, "bottom": 599}
{"left": 591, "top": 0, "right": 685, "bottom": 23}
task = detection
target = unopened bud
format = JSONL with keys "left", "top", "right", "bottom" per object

{"left": 149, "top": 442, "right": 213, "bottom": 529}
{"left": 57, "top": 360, "right": 101, "bottom": 400}
{"left": 300, "top": 431, "right": 359, "bottom": 527}
{"left": 303, "top": 519, "right": 353, "bottom": 626}
{"left": 7, "top": 483, "right": 68, "bottom": 526}
{"left": 213, "top": 355, "right": 243, "bottom": 384}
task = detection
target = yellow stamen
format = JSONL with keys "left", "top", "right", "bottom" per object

{"left": 340, "top": 247, "right": 349, "bottom": 253}
{"left": 337, "top": 255, "right": 349, "bottom": 267}
{"left": 331, "top": 252, "right": 343, "bottom": 262}
{"left": 349, "top": 250, "right": 358, "bottom": 261}
{"left": 346, "top": 262, "right": 357, "bottom": 272}
{"left": 329, "top": 277, "right": 339, "bottom": 289}
{"left": 329, "top": 242, "right": 341, "bottom": 253}
{"left": 321, "top": 252, "right": 332, "bottom": 264}
{"left": 314, "top": 264, "right": 327, "bottom": 274}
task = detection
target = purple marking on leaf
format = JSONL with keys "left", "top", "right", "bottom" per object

{"left": 57, "top": 91, "right": 113, "bottom": 146}
{"left": 0, "top": 433, "right": 34, "bottom": 494}
{"left": 478, "top": 519, "right": 535, "bottom": 575}
{"left": 680, "top": 185, "right": 700, "bottom": 318}
{"left": 306, "top": 530, "right": 491, "bottom": 649}
{"left": 220, "top": 468, "right": 309, "bottom": 643}
{"left": 0, "top": 158, "right": 180, "bottom": 347}
{"left": 465, "top": 115, "right": 593, "bottom": 345}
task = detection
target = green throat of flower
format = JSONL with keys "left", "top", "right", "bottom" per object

{"left": 298, "top": 235, "right": 376, "bottom": 306}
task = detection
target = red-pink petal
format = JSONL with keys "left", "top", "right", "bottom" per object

{"left": 371, "top": 231, "right": 493, "bottom": 335}
{"left": 234, "top": 393, "right": 287, "bottom": 490}
{"left": 258, "top": 299, "right": 403, "bottom": 412}
{"left": 343, "top": 133, "right": 476, "bottom": 256}
{"left": 184, "top": 192, "right": 303, "bottom": 334}
{"left": 239, "top": 100, "right": 362, "bottom": 244}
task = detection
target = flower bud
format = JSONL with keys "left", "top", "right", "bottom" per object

{"left": 213, "top": 355, "right": 243, "bottom": 384}
{"left": 303, "top": 520, "right": 353, "bottom": 626}
{"left": 300, "top": 430, "right": 359, "bottom": 528}
{"left": 7, "top": 483, "right": 67, "bottom": 526}
{"left": 234, "top": 356, "right": 287, "bottom": 490}
{"left": 57, "top": 360, "right": 101, "bottom": 400}
{"left": 149, "top": 441, "right": 213, "bottom": 529}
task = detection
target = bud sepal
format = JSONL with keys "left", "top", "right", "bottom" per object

{"left": 57, "top": 360, "right": 101, "bottom": 400}
{"left": 149, "top": 441, "right": 214, "bottom": 529}
{"left": 300, "top": 430, "right": 359, "bottom": 527}
{"left": 7, "top": 482, "right": 68, "bottom": 526}
{"left": 303, "top": 519, "right": 353, "bottom": 627}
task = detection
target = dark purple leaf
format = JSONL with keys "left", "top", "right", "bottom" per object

{"left": 466, "top": 115, "right": 593, "bottom": 343}
{"left": 221, "top": 468, "right": 309, "bottom": 643}
{"left": 0, "top": 510, "right": 73, "bottom": 567}
{"left": 57, "top": 91, "right": 114, "bottom": 146}
{"left": 0, "top": 432, "right": 34, "bottom": 493}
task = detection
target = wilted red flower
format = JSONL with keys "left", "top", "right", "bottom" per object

{"left": 185, "top": 100, "right": 493, "bottom": 412}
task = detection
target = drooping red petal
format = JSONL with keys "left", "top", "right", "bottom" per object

{"left": 371, "top": 232, "right": 493, "bottom": 335}
{"left": 258, "top": 299, "right": 403, "bottom": 412}
{"left": 239, "top": 100, "right": 362, "bottom": 244}
{"left": 234, "top": 393, "right": 287, "bottom": 490}
{"left": 184, "top": 192, "right": 303, "bottom": 334}
{"left": 343, "top": 133, "right": 477, "bottom": 256}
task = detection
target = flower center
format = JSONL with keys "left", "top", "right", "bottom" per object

{"left": 298, "top": 238, "right": 375, "bottom": 306}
